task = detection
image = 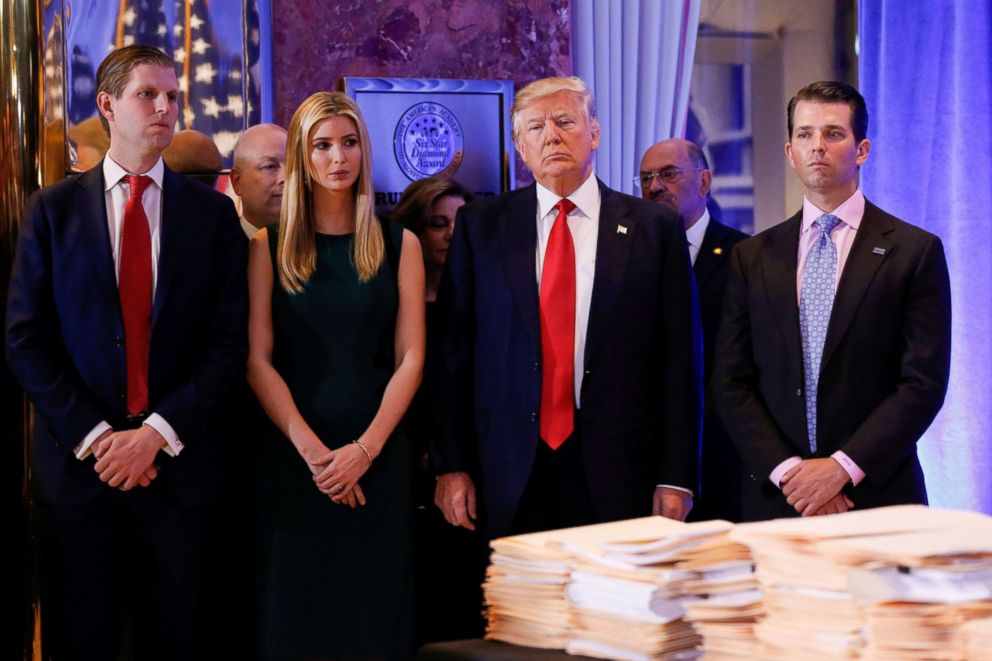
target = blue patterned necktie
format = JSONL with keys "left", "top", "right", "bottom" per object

{"left": 799, "top": 213, "right": 841, "bottom": 453}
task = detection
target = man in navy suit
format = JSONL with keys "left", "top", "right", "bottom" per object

{"left": 6, "top": 45, "right": 246, "bottom": 659}
{"left": 638, "top": 139, "right": 748, "bottom": 522}
{"left": 431, "top": 77, "right": 702, "bottom": 538}
{"left": 713, "top": 81, "right": 951, "bottom": 521}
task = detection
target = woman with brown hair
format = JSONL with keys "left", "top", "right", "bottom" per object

{"left": 248, "top": 91, "right": 424, "bottom": 659}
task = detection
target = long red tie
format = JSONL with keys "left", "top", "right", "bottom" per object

{"left": 539, "top": 198, "right": 577, "bottom": 449}
{"left": 119, "top": 174, "right": 153, "bottom": 415}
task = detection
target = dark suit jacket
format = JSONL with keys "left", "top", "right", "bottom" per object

{"left": 430, "top": 180, "right": 702, "bottom": 537}
{"left": 6, "top": 164, "right": 248, "bottom": 507}
{"left": 712, "top": 200, "right": 951, "bottom": 521}
{"left": 690, "top": 219, "right": 748, "bottom": 522}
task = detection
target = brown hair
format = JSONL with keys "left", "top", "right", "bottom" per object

{"left": 787, "top": 81, "right": 869, "bottom": 143}
{"left": 392, "top": 176, "right": 473, "bottom": 236}
{"left": 95, "top": 44, "right": 174, "bottom": 132}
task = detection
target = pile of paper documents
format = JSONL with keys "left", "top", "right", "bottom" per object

{"left": 731, "top": 505, "right": 992, "bottom": 660}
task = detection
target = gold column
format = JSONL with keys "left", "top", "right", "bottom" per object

{"left": 0, "top": 1, "right": 42, "bottom": 659}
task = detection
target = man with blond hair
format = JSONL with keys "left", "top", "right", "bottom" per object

{"left": 431, "top": 76, "right": 702, "bottom": 537}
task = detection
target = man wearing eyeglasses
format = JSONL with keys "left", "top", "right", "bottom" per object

{"left": 638, "top": 139, "right": 748, "bottom": 522}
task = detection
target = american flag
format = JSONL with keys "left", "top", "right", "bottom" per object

{"left": 110, "top": 0, "right": 256, "bottom": 166}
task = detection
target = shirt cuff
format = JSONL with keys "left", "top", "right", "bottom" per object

{"left": 145, "top": 413, "right": 183, "bottom": 457}
{"left": 831, "top": 450, "right": 865, "bottom": 486}
{"left": 769, "top": 456, "right": 803, "bottom": 489}
{"left": 657, "top": 484, "right": 695, "bottom": 498}
{"left": 75, "top": 421, "right": 113, "bottom": 460}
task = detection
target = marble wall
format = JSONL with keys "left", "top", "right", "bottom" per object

{"left": 272, "top": 0, "right": 572, "bottom": 185}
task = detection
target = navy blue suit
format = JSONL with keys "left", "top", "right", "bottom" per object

{"left": 6, "top": 163, "right": 247, "bottom": 659}
{"left": 430, "top": 180, "right": 702, "bottom": 537}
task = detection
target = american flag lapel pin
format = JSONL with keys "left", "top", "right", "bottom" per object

{"left": 617, "top": 224, "right": 628, "bottom": 235}
{"left": 872, "top": 247, "right": 886, "bottom": 255}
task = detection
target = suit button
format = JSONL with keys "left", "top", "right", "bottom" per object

{"left": 117, "top": 391, "right": 126, "bottom": 401}
{"left": 113, "top": 336, "right": 124, "bottom": 347}
{"left": 584, "top": 369, "right": 591, "bottom": 375}
{"left": 796, "top": 388, "right": 802, "bottom": 397}
{"left": 532, "top": 362, "right": 539, "bottom": 372}
{"left": 530, "top": 411, "right": 537, "bottom": 422}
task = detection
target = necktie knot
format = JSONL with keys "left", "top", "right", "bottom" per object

{"left": 127, "top": 174, "right": 152, "bottom": 201}
{"left": 814, "top": 213, "right": 840, "bottom": 236}
{"left": 555, "top": 198, "right": 576, "bottom": 219}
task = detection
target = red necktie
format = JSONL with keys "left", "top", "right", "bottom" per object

{"left": 119, "top": 174, "right": 153, "bottom": 415}
{"left": 539, "top": 198, "right": 577, "bottom": 449}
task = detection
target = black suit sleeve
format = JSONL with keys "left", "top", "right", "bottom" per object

{"left": 656, "top": 211, "right": 704, "bottom": 491}
{"left": 6, "top": 191, "right": 104, "bottom": 448}
{"left": 150, "top": 196, "right": 248, "bottom": 441}
{"left": 840, "top": 234, "right": 951, "bottom": 484}
{"left": 428, "top": 204, "right": 478, "bottom": 475}
{"left": 712, "top": 243, "right": 797, "bottom": 480}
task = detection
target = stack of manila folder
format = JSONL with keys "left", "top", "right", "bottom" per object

{"left": 730, "top": 505, "right": 992, "bottom": 660}
{"left": 484, "top": 516, "right": 759, "bottom": 660}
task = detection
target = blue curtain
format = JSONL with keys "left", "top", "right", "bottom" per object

{"left": 572, "top": 0, "right": 700, "bottom": 195}
{"left": 859, "top": 0, "right": 992, "bottom": 514}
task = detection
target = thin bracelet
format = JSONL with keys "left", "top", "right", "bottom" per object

{"left": 352, "top": 439, "right": 374, "bottom": 466}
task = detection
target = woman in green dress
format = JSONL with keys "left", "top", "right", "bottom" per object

{"left": 248, "top": 91, "right": 425, "bottom": 660}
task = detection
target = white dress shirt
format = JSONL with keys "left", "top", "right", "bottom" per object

{"left": 534, "top": 173, "right": 600, "bottom": 408}
{"left": 685, "top": 209, "right": 711, "bottom": 266}
{"left": 75, "top": 157, "right": 183, "bottom": 460}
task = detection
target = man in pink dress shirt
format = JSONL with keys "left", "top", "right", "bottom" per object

{"left": 712, "top": 81, "right": 951, "bottom": 521}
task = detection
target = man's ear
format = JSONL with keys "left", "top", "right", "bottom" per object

{"left": 699, "top": 169, "right": 713, "bottom": 197}
{"left": 96, "top": 91, "right": 115, "bottom": 125}
{"left": 855, "top": 138, "right": 871, "bottom": 167}
{"left": 230, "top": 167, "right": 242, "bottom": 195}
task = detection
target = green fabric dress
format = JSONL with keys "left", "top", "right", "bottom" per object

{"left": 255, "top": 221, "right": 412, "bottom": 660}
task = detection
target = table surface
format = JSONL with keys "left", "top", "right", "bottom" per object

{"left": 416, "top": 639, "right": 598, "bottom": 661}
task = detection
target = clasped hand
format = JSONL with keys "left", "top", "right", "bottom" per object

{"left": 92, "top": 426, "right": 162, "bottom": 491}
{"left": 309, "top": 443, "right": 370, "bottom": 508}
{"left": 781, "top": 457, "right": 854, "bottom": 516}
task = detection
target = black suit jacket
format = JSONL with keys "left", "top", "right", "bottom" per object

{"left": 6, "top": 164, "right": 248, "bottom": 506}
{"left": 712, "top": 200, "right": 951, "bottom": 520}
{"left": 690, "top": 219, "right": 748, "bottom": 522}
{"left": 430, "top": 180, "right": 703, "bottom": 537}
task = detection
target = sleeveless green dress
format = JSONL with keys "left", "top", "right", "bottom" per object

{"left": 255, "top": 222, "right": 412, "bottom": 660}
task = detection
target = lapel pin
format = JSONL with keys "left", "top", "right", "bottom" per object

{"left": 617, "top": 224, "right": 628, "bottom": 235}
{"left": 713, "top": 247, "right": 723, "bottom": 255}
{"left": 872, "top": 247, "right": 886, "bottom": 255}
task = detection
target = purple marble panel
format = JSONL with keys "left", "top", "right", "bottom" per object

{"left": 272, "top": 0, "right": 571, "bottom": 186}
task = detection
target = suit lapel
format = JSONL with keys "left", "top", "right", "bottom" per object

{"left": 500, "top": 185, "right": 541, "bottom": 344}
{"left": 583, "top": 182, "right": 635, "bottom": 368}
{"left": 153, "top": 167, "right": 189, "bottom": 327}
{"left": 821, "top": 201, "right": 893, "bottom": 369}
{"left": 76, "top": 166, "right": 118, "bottom": 297}
{"left": 693, "top": 221, "right": 726, "bottom": 290}
{"left": 761, "top": 213, "right": 804, "bottom": 377}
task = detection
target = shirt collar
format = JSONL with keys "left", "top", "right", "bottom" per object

{"left": 801, "top": 188, "right": 864, "bottom": 233}
{"left": 535, "top": 171, "right": 601, "bottom": 221}
{"left": 685, "top": 208, "right": 711, "bottom": 250}
{"left": 103, "top": 156, "right": 165, "bottom": 192}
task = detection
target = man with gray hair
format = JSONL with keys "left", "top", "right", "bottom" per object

{"left": 230, "top": 123, "right": 287, "bottom": 236}
{"left": 431, "top": 76, "right": 702, "bottom": 537}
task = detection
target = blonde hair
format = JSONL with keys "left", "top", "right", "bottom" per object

{"left": 510, "top": 76, "right": 598, "bottom": 140}
{"left": 278, "top": 91, "right": 383, "bottom": 292}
